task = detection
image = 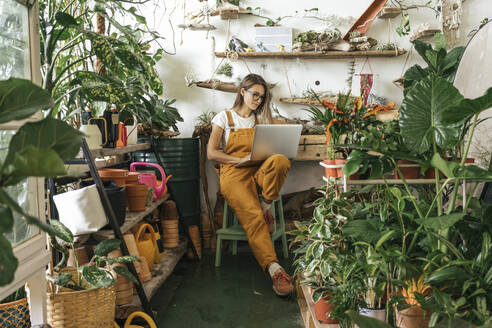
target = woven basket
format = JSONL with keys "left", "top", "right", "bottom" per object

{"left": 47, "top": 268, "right": 116, "bottom": 328}
{"left": 0, "top": 298, "right": 30, "bottom": 328}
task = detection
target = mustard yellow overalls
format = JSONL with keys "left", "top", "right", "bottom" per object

{"left": 219, "top": 110, "right": 291, "bottom": 271}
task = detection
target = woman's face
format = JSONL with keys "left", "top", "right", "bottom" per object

{"left": 241, "top": 84, "right": 266, "bottom": 111}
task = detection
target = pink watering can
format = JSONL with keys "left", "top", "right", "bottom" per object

{"left": 129, "top": 162, "right": 172, "bottom": 201}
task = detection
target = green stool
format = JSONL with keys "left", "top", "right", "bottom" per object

{"left": 215, "top": 195, "right": 288, "bottom": 267}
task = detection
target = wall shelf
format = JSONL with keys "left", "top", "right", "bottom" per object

{"left": 378, "top": 7, "right": 402, "bottom": 19}
{"left": 279, "top": 97, "right": 337, "bottom": 106}
{"left": 410, "top": 29, "right": 441, "bottom": 42}
{"left": 115, "top": 237, "right": 187, "bottom": 319}
{"left": 215, "top": 50, "right": 407, "bottom": 59}
{"left": 91, "top": 144, "right": 151, "bottom": 158}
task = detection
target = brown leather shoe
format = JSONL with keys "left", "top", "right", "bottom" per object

{"left": 264, "top": 209, "right": 274, "bottom": 233}
{"left": 272, "top": 268, "right": 294, "bottom": 296}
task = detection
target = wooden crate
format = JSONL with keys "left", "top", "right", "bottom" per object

{"left": 296, "top": 135, "right": 326, "bottom": 161}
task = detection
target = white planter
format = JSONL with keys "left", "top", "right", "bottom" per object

{"left": 356, "top": 308, "right": 386, "bottom": 327}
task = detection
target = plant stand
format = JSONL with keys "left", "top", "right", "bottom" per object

{"left": 297, "top": 283, "right": 340, "bottom": 328}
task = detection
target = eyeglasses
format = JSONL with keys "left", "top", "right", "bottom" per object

{"left": 245, "top": 89, "right": 266, "bottom": 101}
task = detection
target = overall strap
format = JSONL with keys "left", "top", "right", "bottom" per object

{"left": 226, "top": 110, "right": 235, "bottom": 131}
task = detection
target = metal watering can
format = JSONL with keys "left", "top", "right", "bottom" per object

{"left": 113, "top": 311, "right": 157, "bottom": 328}
{"left": 129, "top": 162, "right": 171, "bottom": 201}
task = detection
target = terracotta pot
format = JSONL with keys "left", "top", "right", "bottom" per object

{"left": 394, "top": 160, "right": 420, "bottom": 179}
{"left": 98, "top": 168, "right": 129, "bottom": 187}
{"left": 125, "top": 172, "right": 141, "bottom": 185}
{"left": 395, "top": 306, "right": 430, "bottom": 328}
{"left": 67, "top": 246, "right": 90, "bottom": 267}
{"left": 313, "top": 294, "right": 338, "bottom": 324}
{"left": 335, "top": 158, "right": 360, "bottom": 180}
{"left": 323, "top": 159, "right": 337, "bottom": 178}
{"left": 161, "top": 200, "right": 179, "bottom": 220}
{"left": 126, "top": 183, "right": 148, "bottom": 211}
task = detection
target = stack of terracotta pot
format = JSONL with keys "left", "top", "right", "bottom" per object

{"left": 160, "top": 200, "right": 180, "bottom": 248}
{"left": 98, "top": 168, "right": 149, "bottom": 212}
{"left": 187, "top": 225, "right": 202, "bottom": 260}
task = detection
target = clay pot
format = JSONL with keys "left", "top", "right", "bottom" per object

{"left": 161, "top": 219, "right": 179, "bottom": 248}
{"left": 313, "top": 294, "right": 338, "bottom": 324}
{"left": 395, "top": 306, "right": 430, "bottom": 328}
{"left": 126, "top": 183, "right": 149, "bottom": 211}
{"left": 125, "top": 172, "right": 141, "bottom": 185}
{"left": 323, "top": 159, "right": 337, "bottom": 178}
{"left": 161, "top": 200, "right": 179, "bottom": 220}
{"left": 187, "top": 225, "right": 202, "bottom": 260}
{"left": 67, "top": 246, "right": 90, "bottom": 267}
{"left": 98, "top": 168, "right": 129, "bottom": 187}
{"left": 394, "top": 160, "right": 420, "bottom": 179}
{"left": 335, "top": 158, "right": 360, "bottom": 180}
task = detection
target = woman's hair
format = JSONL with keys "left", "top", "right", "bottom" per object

{"left": 232, "top": 73, "right": 273, "bottom": 124}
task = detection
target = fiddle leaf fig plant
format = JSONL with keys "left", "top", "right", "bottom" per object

{"left": 0, "top": 78, "right": 83, "bottom": 287}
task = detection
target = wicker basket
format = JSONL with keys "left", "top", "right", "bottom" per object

{"left": 0, "top": 297, "right": 30, "bottom": 328}
{"left": 46, "top": 268, "right": 116, "bottom": 328}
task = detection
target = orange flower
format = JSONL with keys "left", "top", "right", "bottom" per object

{"left": 322, "top": 100, "right": 345, "bottom": 115}
{"left": 324, "top": 118, "right": 340, "bottom": 145}
{"left": 352, "top": 97, "right": 362, "bottom": 114}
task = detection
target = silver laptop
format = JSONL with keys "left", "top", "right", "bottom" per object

{"left": 235, "top": 124, "right": 303, "bottom": 168}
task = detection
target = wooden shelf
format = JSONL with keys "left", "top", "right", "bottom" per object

{"left": 279, "top": 97, "right": 337, "bottom": 106}
{"left": 410, "top": 29, "right": 441, "bottom": 42}
{"left": 322, "top": 176, "right": 440, "bottom": 185}
{"left": 215, "top": 50, "right": 407, "bottom": 59}
{"left": 94, "top": 194, "right": 170, "bottom": 237}
{"left": 115, "top": 237, "right": 188, "bottom": 319}
{"left": 378, "top": 7, "right": 402, "bottom": 19}
{"left": 91, "top": 144, "right": 151, "bottom": 158}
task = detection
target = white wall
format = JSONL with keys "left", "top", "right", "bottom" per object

{"left": 141, "top": 0, "right": 492, "bottom": 206}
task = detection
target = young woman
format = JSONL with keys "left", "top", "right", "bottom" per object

{"left": 207, "top": 73, "right": 294, "bottom": 296}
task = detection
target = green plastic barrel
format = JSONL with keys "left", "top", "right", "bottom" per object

{"left": 134, "top": 137, "right": 200, "bottom": 226}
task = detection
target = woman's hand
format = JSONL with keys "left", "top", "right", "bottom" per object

{"left": 238, "top": 154, "right": 251, "bottom": 164}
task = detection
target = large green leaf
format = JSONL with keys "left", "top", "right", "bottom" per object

{"left": 0, "top": 234, "right": 18, "bottom": 286}
{"left": 49, "top": 219, "right": 74, "bottom": 243}
{"left": 0, "top": 78, "right": 54, "bottom": 124}
{"left": 417, "top": 213, "right": 464, "bottom": 231}
{"left": 442, "top": 87, "right": 492, "bottom": 124}
{"left": 54, "top": 12, "right": 77, "bottom": 27}
{"left": 7, "top": 147, "right": 66, "bottom": 177}
{"left": 430, "top": 153, "right": 458, "bottom": 178}
{"left": 113, "top": 266, "right": 139, "bottom": 284}
{"left": 94, "top": 238, "right": 120, "bottom": 257}
{"left": 81, "top": 266, "right": 114, "bottom": 288}
{"left": 425, "top": 266, "right": 468, "bottom": 284}
{"left": 346, "top": 310, "right": 392, "bottom": 328}
{"left": 0, "top": 205, "right": 13, "bottom": 234}
{"left": 2, "top": 117, "right": 82, "bottom": 176}
{"left": 400, "top": 76, "right": 464, "bottom": 154}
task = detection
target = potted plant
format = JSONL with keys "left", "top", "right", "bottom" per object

{"left": 394, "top": 275, "right": 432, "bottom": 328}
{"left": 47, "top": 219, "right": 139, "bottom": 327}
{"left": 291, "top": 181, "right": 363, "bottom": 326}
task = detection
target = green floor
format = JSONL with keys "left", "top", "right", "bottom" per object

{"left": 150, "top": 243, "right": 303, "bottom": 328}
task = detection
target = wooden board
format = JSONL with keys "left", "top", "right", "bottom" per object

{"left": 296, "top": 135, "right": 326, "bottom": 161}
{"left": 177, "top": 23, "right": 216, "bottom": 31}
{"left": 211, "top": 6, "right": 252, "bottom": 19}
{"left": 343, "top": 0, "right": 388, "bottom": 40}
{"left": 215, "top": 50, "right": 406, "bottom": 59}
{"left": 191, "top": 80, "right": 277, "bottom": 94}
{"left": 91, "top": 144, "right": 151, "bottom": 158}
{"left": 279, "top": 97, "right": 338, "bottom": 106}
{"left": 410, "top": 29, "right": 441, "bottom": 42}
{"left": 378, "top": 7, "right": 402, "bottom": 19}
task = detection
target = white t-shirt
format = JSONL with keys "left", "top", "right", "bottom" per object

{"left": 211, "top": 110, "right": 255, "bottom": 145}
